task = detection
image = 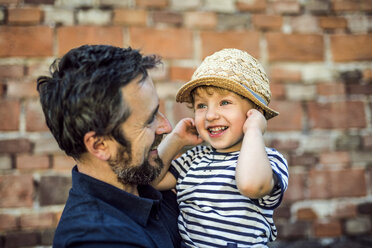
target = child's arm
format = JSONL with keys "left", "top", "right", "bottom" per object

{"left": 152, "top": 118, "right": 203, "bottom": 191}
{"left": 236, "top": 109, "right": 275, "bottom": 199}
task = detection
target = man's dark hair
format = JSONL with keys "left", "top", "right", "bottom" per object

{"left": 37, "top": 45, "right": 161, "bottom": 159}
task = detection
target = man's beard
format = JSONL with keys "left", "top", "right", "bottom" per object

{"left": 108, "top": 136, "right": 164, "bottom": 186}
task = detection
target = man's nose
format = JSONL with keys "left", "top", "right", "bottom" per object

{"left": 155, "top": 111, "right": 172, "bottom": 135}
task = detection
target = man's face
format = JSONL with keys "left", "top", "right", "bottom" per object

{"left": 108, "top": 75, "right": 172, "bottom": 185}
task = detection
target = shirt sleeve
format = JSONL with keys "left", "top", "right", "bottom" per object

{"left": 254, "top": 147, "right": 289, "bottom": 209}
{"left": 169, "top": 145, "right": 204, "bottom": 181}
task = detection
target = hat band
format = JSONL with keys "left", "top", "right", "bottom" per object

{"left": 242, "top": 84, "right": 268, "bottom": 106}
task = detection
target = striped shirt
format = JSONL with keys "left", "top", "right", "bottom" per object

{"left": 169, "top": 145, "right": 289, "bottom": 248}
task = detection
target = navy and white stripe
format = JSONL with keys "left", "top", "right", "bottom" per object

{"left": 169, "top": 145, "right": 288, "bottom": 248}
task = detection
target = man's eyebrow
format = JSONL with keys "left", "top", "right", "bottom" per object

{"left": 146, "top": 104, "right": 159, "bottom": 124}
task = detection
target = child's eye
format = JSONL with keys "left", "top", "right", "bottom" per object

{"left": 221, "top": 100, "right": 230, "bottom": 106}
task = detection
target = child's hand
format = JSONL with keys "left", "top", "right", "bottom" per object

{"left": 172, "top": 118, "right": 204, "bottom": 147}
{"left": 243, "top": 109, "right": 267, "bottom": 134}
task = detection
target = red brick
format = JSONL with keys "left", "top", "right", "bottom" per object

{"left": 314, "top": 220, "right": 342, "bottom": 237}
{"left": 57, "top": 26, "right": 123, "bottom": 56}
{"left": 0, "top": 99, "right": 20, "bottom": 131}
{"left": 20, "top": 212, "right": 55, "bottom": 229}
{"left": 319, "top": 151, "right": 350, "bottom": 166}
{"left": 284, "top": 172, "right": 306, "bottom": 202}
{"left": 40, "top": 175, "right": 71, "bottom": 206}
{"left": 290, "top": 153, "right": 319, "bottom": 167}
{"left": 173, "top": 102, "right": 194, "bottom": 124}
{"left": 16, "top": 154, "right": 49, "bottom": 170}
{"left": 333, "top": 203, "right": 357, "bottom": 218}
{"left": 136, "top": 0, "right": 168, "bottom": 8}
{"left": 277, "top": 221, "right": 310, "bottom": 239}
{"left": 269, "top": 67, "right": 302, "bottom": 83}
{"left": 308, "top": 101, "right": 366, "bottom": 129}
{"left": 113, "top": 9, "right": 147, "bottom": 26}
{"left": 0, "top": 174, "right": 34, "bottom": 208}
{"left": 184, "top": 12, "right": 217, "bottom": 29}
{"left": 270, "top": 0, "right": 301, "bottom": 15}
{"left": 363, "top": 135, "right": 372, "bottom": 150}
{"left": 200, "top": 31, "right": 260, "bottom": 59}
{"left": 152, "top": 11, "right": 183, "bottom": 25}
{"left": 3, "top": 231, "right": 40, "bottom": 247}
{"left": 130, "top": 27, "right": 193, "bottom": 59}
{"left": 309, "top": 168, "right": 367, "bottom": 199}
{"left": 317, "top": 82, "right": 346, "bottom": 96}
{"left": 347, "top": 83, "right": 372, "bottom": 95}
{"left": 0, "top": 214, "right": 18, "bottom": 231}
{"left": 297, "top": 208, "right": 318, "bottom": 221}
{"left": 331, "top": 34, "right": 372, "bottom": 62}
{"left": 252, "top": 14, "right": 283, "bottom": 30}
{"left": 267, "top": 100, "right": 303, "bottom": 131}
{"left": 6, "top": 80, "right": 38, "bottom": 99}
{"left": 0, "top": 139, "right": 32, "bottom": 154}
{"left": 270, "top": 83, "right": 286, "bottom": 99}
{"left": 363, "top": 68, "right": 372, "bottom": 81}
{"left": 236, "top": 0, "right": 267, "bottom": 12}
{"left": 332, "top": 0, "right": 372, "bottom": 12}
{"left": 266, "top": 33, "right": 324, "bottom": 62}
{"left": 269, "top": 139, "right": 300, "bottom": 151}
{"left": 169, "top": 66, "right": 195, "bottom": 82}
{"left": 53, "top": 154, "right": 75, "bottom": 171}
{"left": 0, "top": 64, "right": 24, "bottom": 78}
{"left": 8, "top": 7, "right": 42, "bottom": 25}
{"left": 0, "top": 26, "right": 53, "bottom": 57}
{"left": 25, "top": 100, "right": 49, "bottom": 132}
{"left": 318, "top": 16, "right": 347, "bottom": 29}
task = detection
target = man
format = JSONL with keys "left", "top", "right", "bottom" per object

{"left": 37, "top": 45, "right": 181, "bottom": 247}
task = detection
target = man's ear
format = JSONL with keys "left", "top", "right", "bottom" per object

{"left": 84, "top": 131, "right": 111, "bottom": 161}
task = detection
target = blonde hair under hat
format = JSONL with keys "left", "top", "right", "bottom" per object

{"left": 176, "top": 48, "right": 279, "bottom": 120}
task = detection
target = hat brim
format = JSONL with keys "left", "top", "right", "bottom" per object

{"left": 176, "top": 77, "right": 279, "bottom": 120}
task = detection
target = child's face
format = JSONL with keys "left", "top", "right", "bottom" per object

{"left": 193, "top": 87, "right": 254, "bottom": 153}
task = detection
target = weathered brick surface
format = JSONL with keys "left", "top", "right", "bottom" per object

{"left": 113, "top": 9, "right": 147, "bottom": 26}
{"left": 8, "top": 7, "right": 42, "bottom": 24}
{"left": 57, "top": 26, "right": 123, "bottom": 56}
{"left": 309, "top": 169, "right": 367, "bottom": 199}
{"left": 0, "top": 26, "right": 53, "bottom": 57}
{"left": 200, "top": 31, "right": 260, "bottom": 59}
{"left": 331, "top": 34, "right": 372, "bottom": 62}
{"left": 25, "top": 100, "right": 49, "bottom": 132}
{"left": 0, "top": 174, "right": 34, "bottom": 208}
{"left": 130, "top": 27, "right": 193, "bottom": 59}
{"left": 308, "top": 101, "right": 366, "bottom": 129}
{"left": 0, "top": 1, "right": 371, "bottom": 246}
{"left": 16, "top": 154, "right": 49, "bottom": 170}
{"left": 0, "top": 99, "right": 20, "bottom": 131}
{"left": 39, "top": 175, "right": 71, "bottom": 206}
{"left": 266, "top": 33, "right": 324, "bottom": 62}
{"left": 0, "top": 139, "right": 32, "bottom": 154}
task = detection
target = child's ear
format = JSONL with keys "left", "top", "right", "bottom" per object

{"left": 84, "top": 131, "right": 111, "bottom": 161}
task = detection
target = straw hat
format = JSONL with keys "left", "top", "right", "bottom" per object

{"left": 176, "top": 48, "right": 279, "bottom": 120}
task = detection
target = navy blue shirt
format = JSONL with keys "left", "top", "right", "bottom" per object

{"left": 53, "top": 166, "right": 181, "bottom": 248}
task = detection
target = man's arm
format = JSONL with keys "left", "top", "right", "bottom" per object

{"left": 236, "top": 109, "right": 274, "bottom": 199}
{"left": 152, "top": 118, "right": 203, "bottom": 190}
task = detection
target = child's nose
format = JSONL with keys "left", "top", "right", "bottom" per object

{"left": 206, "top": 107, "right": 220, "bottom": 121}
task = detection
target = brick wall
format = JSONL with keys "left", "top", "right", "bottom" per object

{"left": 0, "top": 0, "right": 371, "bottom": 247}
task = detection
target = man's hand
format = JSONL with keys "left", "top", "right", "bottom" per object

{"left": 243, "top": 109, "right": 267, "bottom": 135}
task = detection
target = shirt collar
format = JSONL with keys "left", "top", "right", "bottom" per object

{"left": 71, "top": 166, "right": 161, "bottom": 227}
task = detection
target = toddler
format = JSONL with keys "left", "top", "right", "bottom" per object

{"left": 153, "top": 48, "right": 289, "bottom": 248}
